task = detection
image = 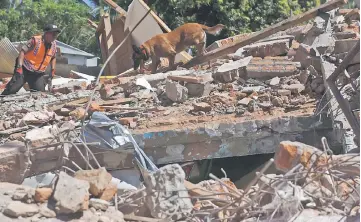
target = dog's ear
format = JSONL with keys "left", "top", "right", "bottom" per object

{"left": 132, "top": 45, "right": 141, "bottom": 54}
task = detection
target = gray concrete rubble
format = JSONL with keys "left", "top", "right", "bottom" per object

{"left": 0, "top": 5, "right": 359, "bottom": 222}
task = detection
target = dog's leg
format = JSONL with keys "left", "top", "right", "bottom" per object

{"left": 168, "top": 55, "right": 176, "bottom": 71}
{"left": 151, "top": 56, "right": 158, "bottom": 74}
{"left": 196, "top": 42, "right": 206, "bottom": 56}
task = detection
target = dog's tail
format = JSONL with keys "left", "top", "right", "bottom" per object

{"left": 200, "top": 24, "right": 225, "bottom": 35}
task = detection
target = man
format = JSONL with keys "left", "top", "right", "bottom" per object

{"left": 1, "top": 24, "right": 60, "bottom": 95}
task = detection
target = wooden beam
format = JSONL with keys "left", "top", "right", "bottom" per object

{"left": 137, "top": 0, "right": 193, "bottom": 61}
{"left": 87, "top": 19, "right": 98, "bottom": 29}
{"left": 102, "top": 0, "right": 127, "bottom": 18}
{"left": 326, "top": 40, "right": 360, "bottom": 144}
{"left": 183, "top": 0, "right": 347, "bottom": 68}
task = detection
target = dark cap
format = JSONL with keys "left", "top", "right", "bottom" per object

{"left": 43, "top": 24, "right": 61, "bottom": 33}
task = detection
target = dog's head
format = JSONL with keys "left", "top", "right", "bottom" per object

{"left": 132, "top": 45, "right": 147, "bottom": 70}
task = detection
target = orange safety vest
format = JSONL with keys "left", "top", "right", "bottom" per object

{"left": 23, "top": 35, "right": 57, "bottom": 73}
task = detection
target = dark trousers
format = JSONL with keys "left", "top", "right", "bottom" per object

{"left": 1, "top": 63, "right": 46, "bottom": 96}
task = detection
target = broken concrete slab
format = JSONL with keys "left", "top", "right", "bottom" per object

{"left": 185, "top": 82, "right": 213, "bottom": 97}
{"left": 192, "top": 102, "right": 212, "bottom": 112}
{"left": 3, "top": 201, "right": 39, "bottom": 218}
{"left": 246, "top": 62, "right": 299, "bottom": 79}
{"left": 144, "top": 164, "right": 193, "bottom": 220}
{"left": 167, "top": 73, "right": 213, "bottom": 84}
{"left": 213, "top": 56, "right": 253, "bottom": 82}
{"left": 165, "top": 80, "right": 188, "bottom": 102}
{"left": 89, "top": 198, "right": 110, "bottom": 211}
{"left": 54, "top": 172, "right": 90, "bottom": 214}
{"left": 34, "top": 187, "right": 53, "bottom": 203}
{"left": 74, "top": 167, "right": 112, "bottom": 197}
{"left": 312, "top": 32, "right": 335, "bottom": 54}
{"left": 21, "top": 111, "right": 57, "bottom": 125}
{"left": 282, "top": 84, "right": 305, "bottom": 94}
{"left": 334, "top": 31, "right": 358, "bottom": 40}
{"left": 244, "top": 39, "right": 291, "bottom": 57}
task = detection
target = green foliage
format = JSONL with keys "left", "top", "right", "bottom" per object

{"left": 0, "top": 0, "right": 98, "bottom": 56}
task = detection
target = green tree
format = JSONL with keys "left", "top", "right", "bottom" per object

{"left": 0, "top": 0, "right": 98, "bottom": 55}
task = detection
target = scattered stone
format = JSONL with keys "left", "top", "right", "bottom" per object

{"left": 34, "top": 187, "right": 53, "bottom": 203}
{"left": 214, "top": 56, "right": 253, "bottom": 82}
{"left": 192, "top": 102, "right": 212, "bottom": 112}
{"left": 298, "top": 70, "right": 310, "bottom": 84}
{"left": 69, "top": 107, "right": 87, "bottom": 120}
{"left": 99, "top": 182, "right": 118, "bottom": 201}
{"left": 21, "top": 111, "right": 56, "bottom": 125}
{"left": 238, "top": 98, "right": 252, "bottom": 106}
{"left": 144, "top": 164, "right": 193, "bottom": 220}
{"left": 277, "top": 89, "right": 292, "bottom": 96}
{"left": 9, "top": 132, "right": 25, "bottom": 141}
{"left": 100, "top": 84, "right": 116, "bottom": 99}
{"left": 272, "top": 97, "right": 283, "bottom": 107}
{"left": 89, "top": 198, "right": 110, "bottom": 211}
{"left": 246, "top": 61, "right": 299, "bottom": 79}
{"left": 53, "top": 172, "right": 90, "bottom": 214}
{"left": 290, "top": 95, "right": 307, "bottom": 105}
{"left": 235, "top": 107, "right": 246, "bottom": 116}
{"left": 53, "top": 80, "right": 87, "bottom": 94}
{"left": 226, "top": 106, "right": 235, "bottom": 114}
{"left": 282, "top": 84, "right": 305, "bottom": 94}
{"left": 185, "top": 82, "right": 213, "bottom": 97}
{"left": 269, "top": 76, "right": 280, "bottom": 86}
{"left": 12, "top": 187, "right": 35, "bottom": 203}
{"left": 165, "top": 80, "right": 188, "bottom": 102}
{"left": 39, "top": 205, "right": 56, "bottom": 218}
{"left": 244, "top": 39, "right": 291, "bottom": 57}
{"left": 74, "top": 167, "right": 112, "bottom": 197}
{"left": 3, "top": 201, "right": 39, "bottom": 218}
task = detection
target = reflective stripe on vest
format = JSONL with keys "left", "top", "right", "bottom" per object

{"left": 23, "top": 36, "right": 56, "bottom": 72}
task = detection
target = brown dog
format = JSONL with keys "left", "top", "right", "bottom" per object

{"left": 132, "top": 23, "right": 225, "bottom": 74}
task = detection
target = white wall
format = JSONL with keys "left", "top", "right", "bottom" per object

{"left": 86, "top": 57, "right": 98, "bottom": 67}
{"left": 62, "top": 54, "right": 87, "bottom": 66}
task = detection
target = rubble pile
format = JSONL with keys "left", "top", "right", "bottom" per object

{"left": 0, "top": 141, "right": 358, "bottom": 221}
{"left": 1, "top": 9, "right": 359, "bottom": 142}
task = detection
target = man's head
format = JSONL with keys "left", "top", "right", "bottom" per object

{"left": 43, "top": 24, "right": 61, "bottom": 43}
{"left": 132, "top": 45, "right": 148, "bottom": 71}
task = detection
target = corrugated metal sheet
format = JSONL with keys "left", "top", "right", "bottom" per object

{"left": 0, "top": 38, "right": 18, "bottom": 74}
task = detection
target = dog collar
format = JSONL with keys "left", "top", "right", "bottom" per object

{"left": 140, "top": 45, "right": 149, "bottom": 61}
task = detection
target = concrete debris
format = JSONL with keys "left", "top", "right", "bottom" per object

{"left": 3, "top": 201, "right": 39, "bottom": 218}
{"left": 214, "top": 56, "right": 253, "bottom": 82}
{"left": 74, "top": 167, "right": 113, "bottom": 197}
{"left": 244, "top": 39, "right": 291, "bottom": 57}
{"left": 89, "top": 198, "right": 110, "bottom": 211}
{"left": 144, "top": 164, "right": 193, "bottom": 220}
{"left": 165, "top": 80, "right": 188, "bottom": 102}
{"left": 34, "top": 187, "right": 53, "bottom": 203}
{"left": 53, "top": 172, "right": 90, "bottom": 214}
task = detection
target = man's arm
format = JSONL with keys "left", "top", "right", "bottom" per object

{"left": 17, "top": 38, "right": 35, "bottom": 68}
{"left": 50, "top": 57, "right": 56, "bottom": 77}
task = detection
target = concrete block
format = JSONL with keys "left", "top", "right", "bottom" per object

{"left": 246, "top": 62, "right": 298, "bottom": 79}
{"left": 54, "top": 172, "right": 90, "bottom": 214}
{"left": 144, "top": 164, "right": 192, "bottom": 220}
{"left": 334, "top": 32, "right": 358, "bottom": 40}
{"left": 311, "top": 32, "right": 335, "bottom": 54}
{"left": 185, "top": 82, "right": 213, "bottom": 97}
{"left": 243, "top": 39, "right": 291, "bottom": 57}
{"left": 165, "top": 80, "right": 188, "bottom": 102}
{"left": 214, "top": 56, "right": 253, "bottom": 82}
{"left": 282, "top": 84, "right": 305, "bottom": 94}
{"left": 192, "top": 102, "right": 212, "bottom": 112}
{"left": 333, "top": 39, "right": 360, "bottom": 54}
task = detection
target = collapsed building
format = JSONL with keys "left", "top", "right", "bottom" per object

{"left": 0, "top": 0, "right": 359, "bottom": 221}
